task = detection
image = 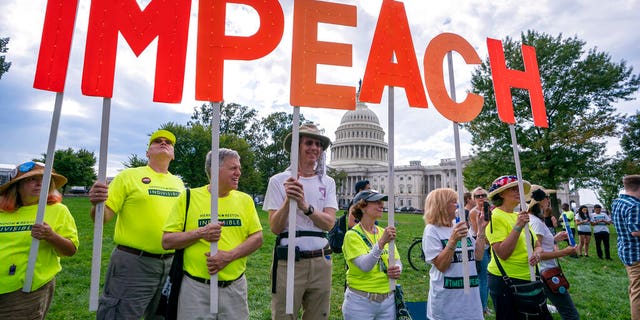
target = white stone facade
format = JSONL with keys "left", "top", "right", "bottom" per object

{"left": 328, "top": 98, "right": 469, "bottom": 210}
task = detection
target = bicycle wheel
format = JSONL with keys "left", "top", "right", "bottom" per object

{"left": 407, "top": 239, "right": 429, "bottom": 272}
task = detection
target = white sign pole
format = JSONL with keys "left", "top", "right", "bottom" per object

{"left": 89, "top": 97, "right": 111, "bottom": 310}
{"left": 509, "top": 124, "right": 535, "bottom": 281}
{"left": 447, "top": 52, "right": 471, "bottom": 292}
{"left": 210, "top": 101, "right": 221, "bottom": 314}
{"left": 23, "top": 92, "right": 64, "bottom": 292}
{"left": 387, "top": 86, "right": 396, "bottom": 291}
{"left": 285, "top": 107, "right": 301, "bottom": 314}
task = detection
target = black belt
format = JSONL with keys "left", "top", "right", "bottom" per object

{"left": 117, "top": 245, "right": 174, "bottom": 259}
{"left": 184, "top": 271, "right": 244, "bottom": 288}
{"left": 299, "top": 247, "right": 332, "bottom": 259}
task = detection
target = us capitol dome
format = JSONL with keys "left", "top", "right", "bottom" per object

{"left": 329, "top": 94, "right": 467, "bottom": 210}
{"left": 328, "top": 93, "right": 579, "bottom": 210}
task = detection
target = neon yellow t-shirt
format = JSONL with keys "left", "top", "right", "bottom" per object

{"left": 163, "top": 186, "right": 262, "bottom": 281}
{"left": 486, "top": 208, "right": 537, "bottom": 281}
{"left": 563, "top": 210, "right": 576, "bottom": 228}
{"left": 343, "top": 224, "right": 400, "bottom": 294}
{"left": 106, "top": 166, "right": 183, "bottom": 254}
{"left": 0, "top": 203, "right": 79, "bottom": 293}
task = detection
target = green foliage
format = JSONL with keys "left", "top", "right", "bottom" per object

{"left": 327, "top": 167, "right": 348, "bottom": 194}
{"left": 619, "top": 111, "right": 640, "bottom": 173}
{"left": 48, "top": 198, "right": 632, "bottom": 319}
{"left": 36, "top": 148, "right": 97, "bottom": 192}
{"left": 255, "top": 112, "right": 307, "bottom": 181}
{"left": 0, "top": 37, "right": 10, "bottom": 80}
{"left": 463, "top": 30, "right": 640, "bottom": 191}
{"left": 151, "top": 122, "right": 261, "bottom": 195}
{"left": 122, "top": 154, "right": 147, "bottom": 168}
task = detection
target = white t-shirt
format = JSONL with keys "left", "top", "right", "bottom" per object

{"left": 575, "top": 213, "right": 592, "bottom": 233}
{"left": 422, "top": 224, "right": 483, "bottom": 320}
{"left": 529, "top": 214, "right": 559, "bottom": 271}
{"left": 591, "top": 212, "right": 611, "bottom": 233}
{"left": 263, "top": 170, "right": 338, "bottom": 251}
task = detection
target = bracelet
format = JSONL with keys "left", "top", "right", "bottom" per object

{"left": 477, "top": 234, "right": 486, "bottom": 240}
{"left": 513, "top": 225, "right": 523, "bottom": 232}
{"left": 446, "top": 243, "right": 457, "bottom": 251}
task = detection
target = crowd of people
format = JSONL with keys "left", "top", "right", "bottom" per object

{"left": 0, "top": 124, "right": 638, "bottom": 320}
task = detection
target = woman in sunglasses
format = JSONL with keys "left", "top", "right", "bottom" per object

{"left": 342, "top": 189, "right": 401, "bottom": 319}
{"left": 0, "top": 162, "right": 78, "bottom": 320}
{"left": 468, "top": 186, "right": 492, "bottom": 315}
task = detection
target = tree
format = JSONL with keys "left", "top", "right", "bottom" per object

{"left": 156, "top": 122, "right": 262, "bottom": 195}
{"left": 37, "top": 148, "right": 97, "bottom": 192}
{"left": 188, "top": 102, "right": 263, "bottom": 148}
{"left": 122, "top": 154, "right": 147, "bottom": 168}
{"left": 327, "top": 167, "right": 348, "bottom": 197}
{"left": 0, "top": 37, "right": 10, "bottom": 80}
{"left": 462, "top": 30, "right": 640, "bottom": 193}
{"left": 255, "top": 112, "right": 307, "bottom": 182}
{"left": 619, "top": 111, "right": 640, "bottom": 173}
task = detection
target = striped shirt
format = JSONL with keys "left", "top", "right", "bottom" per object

{"left": 612, "top": 194, "right": 640, "bottom": 266}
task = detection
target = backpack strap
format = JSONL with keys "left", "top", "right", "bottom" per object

{"left": 181, "top": 188, "right": 190, "bottom": 232}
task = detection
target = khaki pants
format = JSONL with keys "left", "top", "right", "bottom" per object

{"left": 271, "top": 256, "right": 332, "bottom": 320}
{"left": 0, "top": 278, "right": 55, "bottom": 320}
{"left": 627, "top": 262, "right": 640, "bottom": 320}
{"left": 177, "top": 274, "right": 249, "bottom": 320}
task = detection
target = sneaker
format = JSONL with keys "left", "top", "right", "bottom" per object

{"left": 547, "top": 304, "right": 558, "bottom": 313}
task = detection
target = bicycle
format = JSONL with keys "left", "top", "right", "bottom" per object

{"left": 407, "top": 237, "right": 430, "bottom": 272}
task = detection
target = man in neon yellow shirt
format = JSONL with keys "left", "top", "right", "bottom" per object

{"left": 561, "top": 203, "right": 577, "bottom": 254}
{"left": 162, "top": 148, "right": 263, "bottom": 319}
{"left": 89, "top": 129, "right": 184, "bottom": 319}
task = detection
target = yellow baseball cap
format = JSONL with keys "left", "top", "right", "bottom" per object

{"left": 148, "top": 129, "right": 176, "bottom": 147}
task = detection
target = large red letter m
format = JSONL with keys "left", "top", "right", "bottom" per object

{"left": 82, "top": 0, "right": 191, "bottom": 103}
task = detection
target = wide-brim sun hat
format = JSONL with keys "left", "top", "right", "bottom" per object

{"left": 353, "top": 189, "right": 388, "bottom": 203}
{"left": 148, "top": 129, "right": 177, "bottom": 147}
{"left": 283, "top": 123, "right": 331, "bottom": 153}
{"left": 488, "top": 175, "right": 531, "bottom": 199}
{"left": 527, "top": 184, "right": 556, "bottom": 208}
{"left": 0, "top": 161, "right": 67, "bottom": 194}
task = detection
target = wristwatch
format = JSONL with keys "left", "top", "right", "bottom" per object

{"left": 304, "top": 205, "right": 314, "bottom": 216}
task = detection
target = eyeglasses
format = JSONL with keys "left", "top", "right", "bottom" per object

{"left": 302, "top": 139, "right": 323, "bottom": 148}
{"left": 474, "top": 194, "right": 487, "bottom": 199}
{"left": 10, "top": 161, "right": 45, "bottom": 179}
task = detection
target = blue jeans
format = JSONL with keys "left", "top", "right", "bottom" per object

{"left": 475, "top": 247, "right": 491, "bottom": 311}
{"left": 542, "top": 279, "right": 580, "bottom": 320}
{"left": 342, "top": 288, "right": 395, "bottom": 320}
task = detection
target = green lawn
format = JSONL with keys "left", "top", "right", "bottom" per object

{"left": 47, "top": 197, "right": 630, "bottom": 319}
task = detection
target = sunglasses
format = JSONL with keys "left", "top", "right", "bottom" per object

{"left": 302, "top": 139, "right": 323, "bottom": 148}
{"left": 10, "top": 161, "right": 45, "bottom": 179}
{"left": 474, "top": 194, "right": 487, "bottom": 199}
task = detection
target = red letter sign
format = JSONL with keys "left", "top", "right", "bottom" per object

{"left": 424, "top": 33, "right": 483, "bottom": 122}
{"left": 196, "top": 0, "right": 284, "bottom": 102}
{"left": 33, "top": 0, "right": 79, "bottom": 92}
{"left": 82, "top": 0, "right": 191, "bottom": 103}
{"left": 487, "top": 38, "right": 548, "bottom": 127}
{"left": 289, "top": 0, "right": 357, "bottom": 109}
{"left": 360, "top": 0, "right": 427, "bottom": 108}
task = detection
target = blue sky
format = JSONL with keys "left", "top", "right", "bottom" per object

{"left": 1, "top": 0, "right": 638, "bottom": 203}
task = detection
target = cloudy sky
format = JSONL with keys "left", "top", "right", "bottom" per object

{"left": 1, "top": 0, "right": 638, "bottom": 203}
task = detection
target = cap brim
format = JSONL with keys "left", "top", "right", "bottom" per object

{"left": 368, "top": 194, "right": 388, "bottom": 202}
{"left": 149, "top": 129, "right": 176, "bottom": 146}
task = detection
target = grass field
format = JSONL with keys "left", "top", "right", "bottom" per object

{"left": 47, "top": 197, "right": 630, "bottom": 319}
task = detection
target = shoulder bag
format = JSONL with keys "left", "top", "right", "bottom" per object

{"left": 540, "top": 260, "right": 570, "bottom": 294}
{"left": 492, "top": 230, "right": 551, "bottom": 319}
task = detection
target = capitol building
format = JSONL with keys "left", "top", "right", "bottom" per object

{"left": 327, "top": 97, "right": 579, "bottom": 210}
{"left": 328, "top": 97, "right": 470, "bottom": 210}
